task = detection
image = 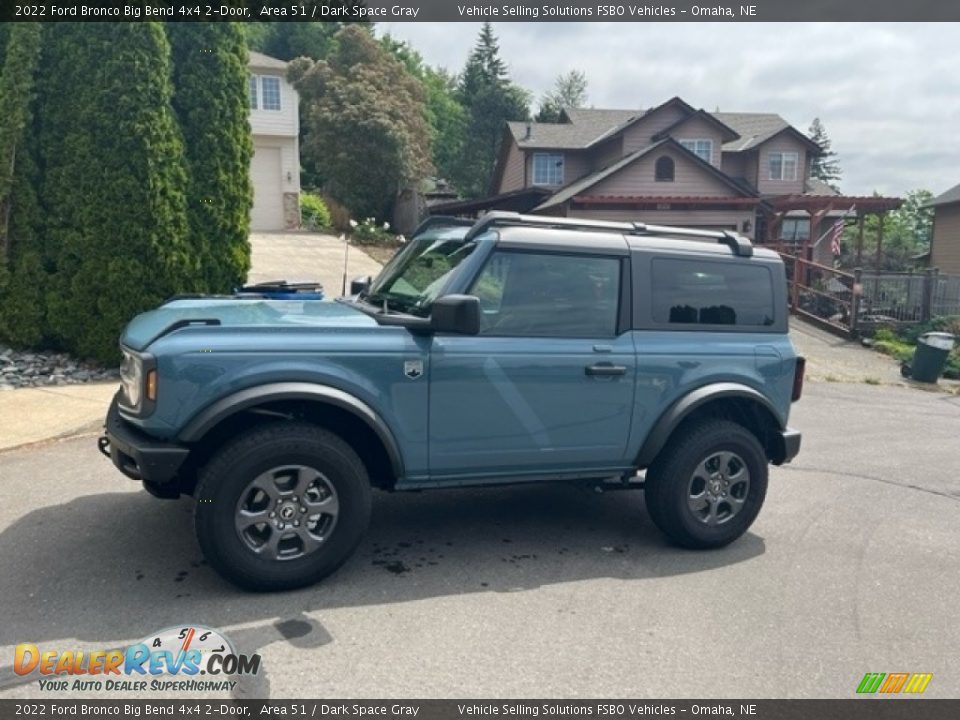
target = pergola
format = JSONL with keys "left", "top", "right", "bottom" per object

{"left": 763, "top": 194, "right": 903, "bottom": 267}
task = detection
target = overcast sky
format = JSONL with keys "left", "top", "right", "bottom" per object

{"left": 377, "top": 22, "right": 959, "bottom": 198}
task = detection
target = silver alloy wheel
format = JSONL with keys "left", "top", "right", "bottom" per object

{"left": 686, "top": 450, "right": 750, "bottom": 526}
{"left": 234, "top": 465, "right": 339, "bottom": 561}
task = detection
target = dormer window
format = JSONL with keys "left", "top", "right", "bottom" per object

{"left": 532, "top": 153, "right": 564, "bottom": 186}
{"left": 655, "top": 156, "right": 675, "bottom": 182}
{"left": 249, "top": 75, "right": 281, "bottom": 111}
{"left": 769, "top": 151, "right": 799, "bottom": 181}
{"left": 679, "top": 139, "right": 713, "bottom": 163}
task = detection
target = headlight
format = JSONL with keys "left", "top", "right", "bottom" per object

{"left": 119, "top": 350, "right": 143, "bottom": 408}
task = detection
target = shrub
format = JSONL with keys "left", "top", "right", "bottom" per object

{"left": 350, "top": 217, "right": 400, "bottom": 246}
{"left": 300, "top": 192, "right": 332, "bottom": 231}
{"left": 167, "top": 23, "right": 253, "bottom": 293}
{"left": 319, "top": 192, "right": 352, "bottom": 234}
{"left": 36, "top": 23, "right": 190, "bottom": 364}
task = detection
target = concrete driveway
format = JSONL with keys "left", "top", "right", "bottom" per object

{"left": 248, "top": 231, "right": 383, "bottom": 298}
{"left": 0, "top": 380, "right": 958, "bottom": 700}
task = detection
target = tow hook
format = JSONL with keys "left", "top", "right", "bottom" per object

{"left": 97, "top": 436, "right": 111, "bottom": 458}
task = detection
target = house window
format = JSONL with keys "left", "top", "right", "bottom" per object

{"left": 655, "top": 156, "right": 675, "bottom": 182}
{"left": 769, "top": 151, "right": 799, "bottom": 181}
{"left": 249, "top": 75, "right": 282, "bottom": 111}
{"left": 679, "top": 139, "right": 713, "bottom": 163}
{"left": 532, "top": 153, "right": 564, "bottom": 186}
{"left": 780, "top": 218, "right": 810, "bottom": 243}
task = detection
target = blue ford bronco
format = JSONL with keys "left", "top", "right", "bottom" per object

{"left": 101, "top": 212, "right": 803, "bottom": 591}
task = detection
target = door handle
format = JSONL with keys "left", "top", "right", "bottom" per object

{"left": 585, "top": 363, "right": 627, "bottom": 377}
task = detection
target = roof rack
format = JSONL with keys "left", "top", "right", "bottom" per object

{"left": 410, "top": 215, "right": 475, "bottom": 238}
{"left": 464, "top": 211, "right": 753, "bottom": 257}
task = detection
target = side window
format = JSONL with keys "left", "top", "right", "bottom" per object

{"left": 469, "top": 252, "right": 620, "bottom": 337}
{"left": 651, "top": 258, "right": 775, "bottom": 328}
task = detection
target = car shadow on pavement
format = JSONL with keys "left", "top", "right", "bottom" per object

{"left": 0, "top": 484, "right": 764, "bottom": 695}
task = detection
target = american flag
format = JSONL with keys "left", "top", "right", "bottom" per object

{"left": 828, "top": 219, "right": 845, "bottom": 256}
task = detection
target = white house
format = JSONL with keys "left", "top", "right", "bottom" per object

{"left": 248, "top": 51, "right": 301, "bottom": 231}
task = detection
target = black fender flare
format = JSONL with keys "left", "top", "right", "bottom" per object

{"left": 635, "top": 382, "right": 784, "bottom": 468}
{"left": 177, "top": 382, "right": 404, "bottom": 478}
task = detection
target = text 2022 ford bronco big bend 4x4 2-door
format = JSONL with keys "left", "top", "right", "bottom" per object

{"left": 100, "top": 212, "right": 803, "bottom": 591}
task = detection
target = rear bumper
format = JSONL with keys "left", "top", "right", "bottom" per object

{"left": 773, "top": 427, "right": 802, "bottom": 465}
{"left": 101, "top": 394, "right": 189, "bottom": 496}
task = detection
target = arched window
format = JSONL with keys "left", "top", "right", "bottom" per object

{"left": 655, "top": 156, "right": 675, "bottom": 182}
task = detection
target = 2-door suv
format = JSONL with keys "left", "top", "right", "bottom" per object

{"left": 101, "top": 212, "right": 803, "bottom": 591}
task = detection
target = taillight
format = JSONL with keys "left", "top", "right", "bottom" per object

{"left": 792, "top": 356, "right": 806, "bottom": 402}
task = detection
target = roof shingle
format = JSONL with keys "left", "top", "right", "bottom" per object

{"left": 930, "top": 182, "right": 960, "bottom": 207}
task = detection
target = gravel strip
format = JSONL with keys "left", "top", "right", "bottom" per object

{"left": 0, "top": 344, "right": 119, "bottom": 391}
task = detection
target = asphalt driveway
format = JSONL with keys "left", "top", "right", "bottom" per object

{"left": 0, "top": 380, "right": 958, "bottom": 700}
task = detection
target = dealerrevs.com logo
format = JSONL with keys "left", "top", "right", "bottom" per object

{"left": 15, "top": 625, "right": 260, "bottom": 693}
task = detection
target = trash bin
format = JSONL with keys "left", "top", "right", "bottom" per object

{"left": 908, "top": 332, "right": 955, "bottom": 383}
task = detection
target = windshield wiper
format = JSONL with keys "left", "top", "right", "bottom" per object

{"left": 362, "top": 292, "right": 416, "bottom": 315}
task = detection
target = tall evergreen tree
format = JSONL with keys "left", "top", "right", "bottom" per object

{"left": 457, "top": 22, "right": 507, "bottom": 103}
{"left": 535, "top": 70, "right": 588, "bottom": 123}
{"left": 35, "top": 23, "right": 190, "bottom": 363}
{"left": 0, "top": 24, "right": 44, "bottom": 346}
{"left": 0, "top": 22, "right": 41, "bottom": 265}
{"left": 167, "top": 22, "right": 253, "bottom": 292}
{"left": 290, "top": 25, "right": 432, "bottom": 220}
{"left": 808, "top": 118, "right": 842, "bottom": 190}
{"left": 453, "top": 23, "right": 529, "bottom": 198}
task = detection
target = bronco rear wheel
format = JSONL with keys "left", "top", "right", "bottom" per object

{"left": 194, "top": 422, "right": 371, "bottom": 591}
{"left": 644, "top": 418, "right": 767, "bottom": 549}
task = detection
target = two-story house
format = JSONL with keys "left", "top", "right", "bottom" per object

{"left": 928, "top": 182, "right": 960, "bottom": 274}
{"left": 435, "top": 96, "right": 898, "bottom": 267}
{"left": 248, "top": 51, "right": 301, "bottom": 231}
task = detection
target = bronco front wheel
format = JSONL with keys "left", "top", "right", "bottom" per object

{"left": 194, "top": 422, "right": 371, "bottom": 591}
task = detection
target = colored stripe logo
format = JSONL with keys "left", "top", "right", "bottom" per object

{"left": 857, "top": 672, "right": 932, "bottom": 694}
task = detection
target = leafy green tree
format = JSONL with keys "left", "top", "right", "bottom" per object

{"left": 289, "top": 25, "right": 432, "bottom": 220}
{"left": 452, "top": 22, "right": 530, "bottom": 198}
{"left": 838, "top": 190, "right": 934, "bottom": 271}
{"left": 0, "top": 22, "right": 41, "bottom": 266}
{"left": 167, "top": 22, "right": 253, "bottom": 292}
{"left": 245, "top": 4, "right": 369, "bottom": 61}
{"left": 808, "top": 118, "right": 842, "bottom": 190}
{"left": 34, "top": 23, "right": 189, "bottom": 363}
{"left": 535, "top": 70, "right": 588, "bottom": 123}
{"left": 380, "top": 35, "right": 467, "bottom": 189}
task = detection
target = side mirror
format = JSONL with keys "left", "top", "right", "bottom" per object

{"left": 350, "top": 275, "right": 372, "bottom": 296}
{"left": 431, "top": 295, "right": 481, "bottom": 335}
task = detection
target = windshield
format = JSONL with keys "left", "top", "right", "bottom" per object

{"left": 363, "top": 232, "right": 476, "bottom": 316}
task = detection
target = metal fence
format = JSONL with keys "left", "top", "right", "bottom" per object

{"left": 777, "top": 253, "right": 960, "bottom": 337}
{"left": 933, "top": 273, "right": 960, "bottom": 317}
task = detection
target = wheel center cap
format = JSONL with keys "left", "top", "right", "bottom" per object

{"left": 279, "top": 504, "right": 297, "bottom": 520}
{"left": 709, "top": 478, "right": 723, "bottom": 495}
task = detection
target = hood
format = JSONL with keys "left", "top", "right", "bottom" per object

{"left": 121, "top": 298, "right": 377, "bottom": 351}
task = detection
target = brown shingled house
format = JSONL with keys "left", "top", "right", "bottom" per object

{"left": 929, "top": 183, "right": 960, "bottom": 274}
{"left": 436, "top": 96, "right": 899, "bottom": 266}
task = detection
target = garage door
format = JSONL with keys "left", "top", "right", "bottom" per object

{"left": 250, "top": 146, "right": 283, "bottom": 231}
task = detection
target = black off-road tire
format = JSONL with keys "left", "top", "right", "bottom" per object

{"left": 644, "top": 418, "right": 768, "bottom": 549}
{"left": 194, "top": 421, "right": 371, "bottom": 591}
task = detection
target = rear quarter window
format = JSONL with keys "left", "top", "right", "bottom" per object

{"left": 651, "top": 257, "right": 775, "bottom": 328}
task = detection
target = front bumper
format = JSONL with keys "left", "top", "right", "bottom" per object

{"left": 100, "top": 394, "right": 189, "bottom": 496}
{"left": 773, "top": 427, "right": 802, "bottom": 465}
